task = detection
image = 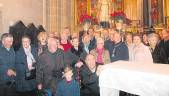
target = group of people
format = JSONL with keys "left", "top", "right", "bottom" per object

{"left": 0, "top": 26, "right": 169, "bottom": 96}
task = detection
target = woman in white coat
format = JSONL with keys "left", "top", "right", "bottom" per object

{"left": 132, "top": 34, "right": 153, "bottom": 63}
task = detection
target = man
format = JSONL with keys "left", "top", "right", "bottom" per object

{"left": 0, "top": 33, "right": 16, "bottom": 96}
{"left": 36, "top": 37, "right": 65, "bottom": 95}
{"left": 88, "top": 27, "right": 96, "bottom": 50}
{"left": 109, "top": 32, "right": 129, "bottom": 62}
{"left": 79, "top": 54, "right": 102, "bottom": 96}
{"left": 158, "top": 29, "right": 169, "bottom": 63}
{"left": 80, "top": 34, "right": 94, "bottom": 54}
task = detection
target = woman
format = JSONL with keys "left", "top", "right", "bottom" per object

{"left": 90, "top": 37, "right": 110, "bottom": 64}
{"left": 132, "top": 34, "right": 153, "bottom": 62}
{"left": 148, "top": 33, "right": 168, "bottom": 64}
{"left": 37, "top": 32, "right": 47, "bottom": 55}
{"left": 15, "top": 35, "right": 38, "bottom": 96}
{"left": 65, "top": 37, "right": 87, "bottom": 67}
{"left": 60, "top": 32, "right": 72, "bottom": 52}
{"left": 142, "top": 33, "right": 149, "bottom": 46}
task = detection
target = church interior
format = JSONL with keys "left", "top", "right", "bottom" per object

{"left": 0, "top": 0, "right": 169, "bottom": 35}
{"left": 0, "top": 0, "right": 169, "bottom": 96}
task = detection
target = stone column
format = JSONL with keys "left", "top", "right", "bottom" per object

{"left": 143, "top": 0, "right": 150, "bottom": 26}
{"left": 46, "top": 0, "right": 76, "bottom": 34}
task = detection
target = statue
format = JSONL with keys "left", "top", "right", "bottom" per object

{"left": 97, "top": 0, "right": 112, "bottom": 28}
{"left": 97, "top": 0, "right": 112, "bottom": 22}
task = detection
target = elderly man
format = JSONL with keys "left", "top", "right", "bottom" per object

{"left": 158, "top": 29, "right": 169, "bottom": 63}
{"left": 36, "top": 37, "right": 65, "bottom": 95}
{"left": 109, "top": 32, "right": 129, "bottom": 62}
{"left": 0, "top": 33, "right": 16, "bottom": 96}
{"left": 79, "top": 54, "right": 102, "bottom": 96}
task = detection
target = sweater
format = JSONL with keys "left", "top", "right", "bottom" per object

{"left": 56, "top": 79, "right": 80, "bottom": 96}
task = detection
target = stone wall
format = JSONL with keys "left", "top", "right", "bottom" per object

{"left": 0, "top": 0, "right": 43, "bottom": 35}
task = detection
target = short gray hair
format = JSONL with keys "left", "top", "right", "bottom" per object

{"left": 148, "top": 33, "right": 159, "bottom": 41}
{"left": 1, "top": 33, "right": 13, "bottom": 41}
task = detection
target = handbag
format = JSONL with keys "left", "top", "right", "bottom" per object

{"left": 25, "top": 67, "right": 36, "bottom": 80}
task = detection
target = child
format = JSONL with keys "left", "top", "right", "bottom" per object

{"left": 56, "top": 66, "right": 80, "bottom": 96}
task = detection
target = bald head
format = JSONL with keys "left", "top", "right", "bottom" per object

{"left": 47, "top": 37, "right": 59, "bottom": 53}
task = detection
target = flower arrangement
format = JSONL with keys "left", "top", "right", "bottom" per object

{"left": 80, "top": 14, "right": 93, "bottom": 23}
{"left": 110, "top": 11, "right": 126, "bottom": 20}
{"left": 110, "top": 11, "right": 131, "bottom": 25}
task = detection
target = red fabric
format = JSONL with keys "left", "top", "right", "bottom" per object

{"left": 61, "top": 42, "right": 72, "bottom": 52}
{"left": 96, "top": 48, "right": 104, "bottom": 64}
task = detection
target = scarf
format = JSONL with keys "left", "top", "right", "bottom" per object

{"left": 24, "top": 46, "right": 36, "bottom": 70}
{"left": 96, "top": 48, "right": 104, "bottom": 63}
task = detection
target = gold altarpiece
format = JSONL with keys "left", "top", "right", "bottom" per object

{"left": 74, "top": 0, "right": 143, "bottom": 31}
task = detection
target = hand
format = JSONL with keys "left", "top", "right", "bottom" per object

{"left": 38, "top": 84, "right": 42, "bottom": 90}
{"left": 96, "top": 65, "right": 103, "bottom": 76}
{"left": 58, "top": 45, "right": 64, "bottom": 50}
{"left": 7, "top": 69, "right": 16, "bottom": 77}
{"left": 75, "top": 61, "right": 83, "bottom": 68}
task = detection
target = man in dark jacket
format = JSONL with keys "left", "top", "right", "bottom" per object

{"left": 80, "top": 54, "right": 101, "bottom": 96}
{"left": 108, "top": 32, "right": 129, "bottom": 62}
{"left": 158, "top": 29, "right": 169, "bottom": 64}
{"left": 36, "top": 37, "right": 65, "bottom": 95}
{"left": 0, "top": 33, "right": 16, "bottom": 96}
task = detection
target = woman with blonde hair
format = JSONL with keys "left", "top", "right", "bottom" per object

{"left": 90, "top": 37, "right": 110, "bottom": 64}
{"left": 37, "top": 32, "right": 47, "bottom": 55}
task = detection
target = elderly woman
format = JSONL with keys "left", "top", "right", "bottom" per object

{"left": 132, "top": 34, "right": 153, "bottom": 62}
{"left": 60, "top": 32, "right": 72, "bottom": 52}
{"left": 90, "top": 37, "right": 110, "bottom": 64}
{"left": 15, "top": 35, "right": 38, "bottom": 96}
{"left": 148, "top": 33, "right": 168, "bottom": 64}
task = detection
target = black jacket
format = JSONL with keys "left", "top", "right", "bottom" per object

{"left": 80, "top": 64, "right": 100, "bottom": 96}
{"left": 152, "top": 42, "right": 168, "bottom": 64}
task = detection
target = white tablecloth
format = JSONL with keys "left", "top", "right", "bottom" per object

{"left": 99, "top": 61, "right": 169, "bottom": 96}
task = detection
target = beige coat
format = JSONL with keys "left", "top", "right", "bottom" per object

{"left": 90, "top": 49, "right": 111, "bottom": 64}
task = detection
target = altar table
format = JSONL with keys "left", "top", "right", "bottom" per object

{"left": 99, "top": 61, "right": 169, "bottom": 96}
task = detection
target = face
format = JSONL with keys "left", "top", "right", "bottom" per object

{"left": 96, "top": 38, "right": 104, "bottom": 49}
{"left": 149, "top": 36, "right": 158, "bottom": 47}
{"left": 64, "top": 70, "right": 73, "bottom": 81}
{"left": 102, "top": 30, "right": 109, "bottom": 39}
{"left": 83, "top": 35, "right": 90, "bottom": 45}
{"left": 133, "top": 36, "right": 142, "bottom": 46}
{"left": 64, "top": 28, "right": 70, "bottom": 36}
{"left": 143, "top": 34, "right": 148, "bottom": 42}
{"left": 86, "top": 54, "right": 96, "bottom": 70}
{"left": 71, "top": 38, "right": 79, "bottom": 47}
{"left": 94, "top": 32, "right": 100, "bottom": 39}
{"left": 88, "top": 28, "right": 94, "bottom": 36}
{"left": 126, "top": 34, "right": 133, "bottom": 44}
{"left": 61, "top": 33, "right": 68, "bottom": 41}
{"left": 161, "top": 30, "right": 169, "bottom": 40}
{"left": 47, "top": 38, "right": 58, "bottom": 53}
{"left": 22, "top": 37, "right": 31, "bottom": 48}
{"left": 2, "top": 37, "right": 13, "bottom": 49}
{"left": 113, "top": 33, "right": 121, "bottom": 43}
{"left": 39, "top": 34, "right": 47, "bottom": 44}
